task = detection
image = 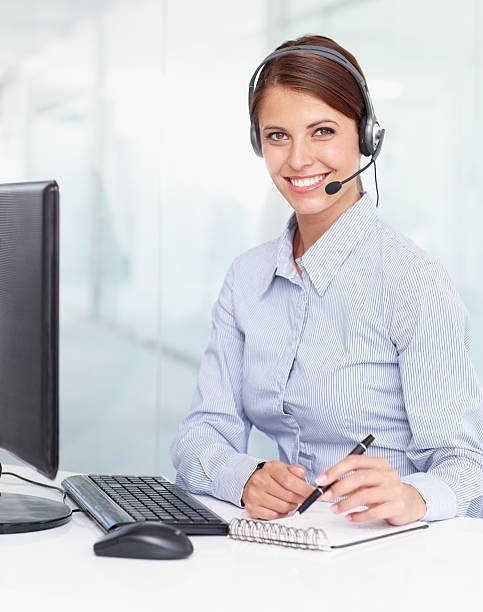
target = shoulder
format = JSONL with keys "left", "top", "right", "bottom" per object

{"left": 376, "top": 219, "right": 436, "bottom": 271}
{"left": 231, "top": 237, "right": 279, "bottom": 268}
{"left": 374, "top": 218, "right": 454, "bottom": 294}
{"left": 228, "top": 237, "right": 279, "bottom": 293}
{"left": 374, "top": 221, "right": 468, "bottom": 339}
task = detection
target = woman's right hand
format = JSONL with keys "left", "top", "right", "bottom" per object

{"left": 241, "top": 460, "right": 314, "bottom": 520}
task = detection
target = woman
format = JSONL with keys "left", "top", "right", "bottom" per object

{"left": 171, "top": 35, "right": 483, "bottom": 525}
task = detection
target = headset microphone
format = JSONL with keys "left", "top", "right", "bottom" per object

{"left": 325, "top": 158, "right": 375, "bottom": 195}
{"left": 325, "top": 128, "right": 385, "bottom": 196}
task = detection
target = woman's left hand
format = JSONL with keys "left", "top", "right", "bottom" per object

{"left": 317, "top": 456, "right": 427, "bottom": 526}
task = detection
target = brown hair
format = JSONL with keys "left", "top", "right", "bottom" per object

{"left": 250, "top": 35, "right": 367, "bottom": 190}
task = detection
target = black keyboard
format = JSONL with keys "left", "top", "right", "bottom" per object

{"left": 62, "top": 474, "right": 229, "bottom": 535}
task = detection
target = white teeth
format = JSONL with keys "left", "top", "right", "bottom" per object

{"left": 290, "top": 174, "right": 327, "bottom": 187}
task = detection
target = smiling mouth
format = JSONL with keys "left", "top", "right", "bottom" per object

{"left": 284, "top": 172, "right": 331, "bottom": 192}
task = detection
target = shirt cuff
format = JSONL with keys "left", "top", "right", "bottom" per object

{"left": 402, "top": 472, "right": 458, "bottom": 521}
{"left": 211, "top": 453, "right": 263, "bottom": 507}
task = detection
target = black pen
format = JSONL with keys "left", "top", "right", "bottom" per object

{"left": 296, "top": 434, "right": 375, "bottom": 516}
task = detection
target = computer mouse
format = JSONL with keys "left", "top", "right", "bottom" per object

{"left": 93, "top": 522, "right": 194, "bottom": 560}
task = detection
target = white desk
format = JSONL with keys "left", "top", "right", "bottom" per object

{"left": 0, "top": 466, "right": 481, "bottom": 612}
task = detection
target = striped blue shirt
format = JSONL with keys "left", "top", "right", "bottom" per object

{"left": 171, "top": 193, "right": 483, "bottom": 521}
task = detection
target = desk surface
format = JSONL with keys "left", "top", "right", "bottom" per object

{"left": 0, "top": 466, "right": 481, "bottom": 612}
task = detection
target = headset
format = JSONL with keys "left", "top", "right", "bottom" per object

{"left": 248, "top": 44, "right": 385, "bottom": 168}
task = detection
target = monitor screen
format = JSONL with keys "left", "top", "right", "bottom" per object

{"left": 0, "top": 181, "right": 59, "bottom": 478}
{"left": 0, "top": 181, "right": 70, "bottom": 534}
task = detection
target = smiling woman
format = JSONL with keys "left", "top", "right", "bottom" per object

{"left": 250, "top": 35, "right": 368, "bottom": 202}
{"left": 171, "top": 35, "right": 483, "bottom": 526}
{"left": 257, "top": 86, "right": 361, "bottom": 224}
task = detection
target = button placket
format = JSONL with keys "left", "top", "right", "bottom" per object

{"left": 280, "top": 266, "right": 310, "bottom": 464}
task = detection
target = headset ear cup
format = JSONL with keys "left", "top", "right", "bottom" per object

{"left": 359, "top": 116, "right": 373, "bottom": 157}
{"left": 250, "top": 122, "right": 263, "bottom": 157}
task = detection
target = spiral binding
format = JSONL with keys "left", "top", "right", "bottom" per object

{"left": 228, "top": 518, "right": 330, "bottom": 551}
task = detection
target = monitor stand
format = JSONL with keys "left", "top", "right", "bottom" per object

{"left": 0, "top": 491, "right": 72, "bottom": 534}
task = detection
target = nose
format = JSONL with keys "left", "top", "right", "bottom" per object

{"left": 286, "top": 137, "right": 315, "bottom": 172}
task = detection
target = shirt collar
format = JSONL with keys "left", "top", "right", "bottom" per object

{"left": 261, "top": 193, "right": 378, "bottom": 296}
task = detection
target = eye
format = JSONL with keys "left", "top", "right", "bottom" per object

{"left": 314, "top": 127, "right": 335, "bottom": 137}
{"left": 265, "top": 131, "right": 288, "bottom": 142}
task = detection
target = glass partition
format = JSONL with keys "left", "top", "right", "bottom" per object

{"left": 0, "top": 0, "right": 481, "bottom": 476}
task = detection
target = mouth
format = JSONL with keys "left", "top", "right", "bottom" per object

{"left": 284, "top": 172, "right": 332, "bottom": 194}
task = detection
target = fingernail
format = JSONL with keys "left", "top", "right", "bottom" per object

{"left": 330, "top": 504, "right": 339, "bottom": 514}
{"left": 316, "top": 474, "right": 327, "bottom": 485}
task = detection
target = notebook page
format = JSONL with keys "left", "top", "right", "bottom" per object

{"left": 272, "top": 502, "right": 428, "bottom": 547}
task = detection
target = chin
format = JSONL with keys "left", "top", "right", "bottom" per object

{"left": 284, "top": 192, "right": 335, "bottom": 215}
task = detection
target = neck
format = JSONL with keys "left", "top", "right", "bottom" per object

{"left": 293, "top": 188, "right": 361, "bottom": 259}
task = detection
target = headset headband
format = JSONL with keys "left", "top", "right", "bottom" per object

{"left": 248, "top": 45, "right": 375, "bottom": 118}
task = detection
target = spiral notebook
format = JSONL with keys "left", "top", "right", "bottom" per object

{"left": 229, "top": 502, "right": 428, "bottom": 551}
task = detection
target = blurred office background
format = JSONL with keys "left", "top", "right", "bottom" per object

{"left": 0, "top": 0, "right": 481, "bottom": 477}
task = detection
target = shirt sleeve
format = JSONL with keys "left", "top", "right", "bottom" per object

{"left": 170, "top": 261, "right": 262, "bottom": 507}
{"left": 389, "top": 257, "right": 483, "bottom": 521}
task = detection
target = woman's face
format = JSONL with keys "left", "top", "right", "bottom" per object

{"left": 257, "top": 85, "right": 362, "bottom": 217}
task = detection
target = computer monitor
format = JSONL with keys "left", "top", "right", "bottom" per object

{"left": 0, "top": 181, "right": 71, "bottom": 533}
